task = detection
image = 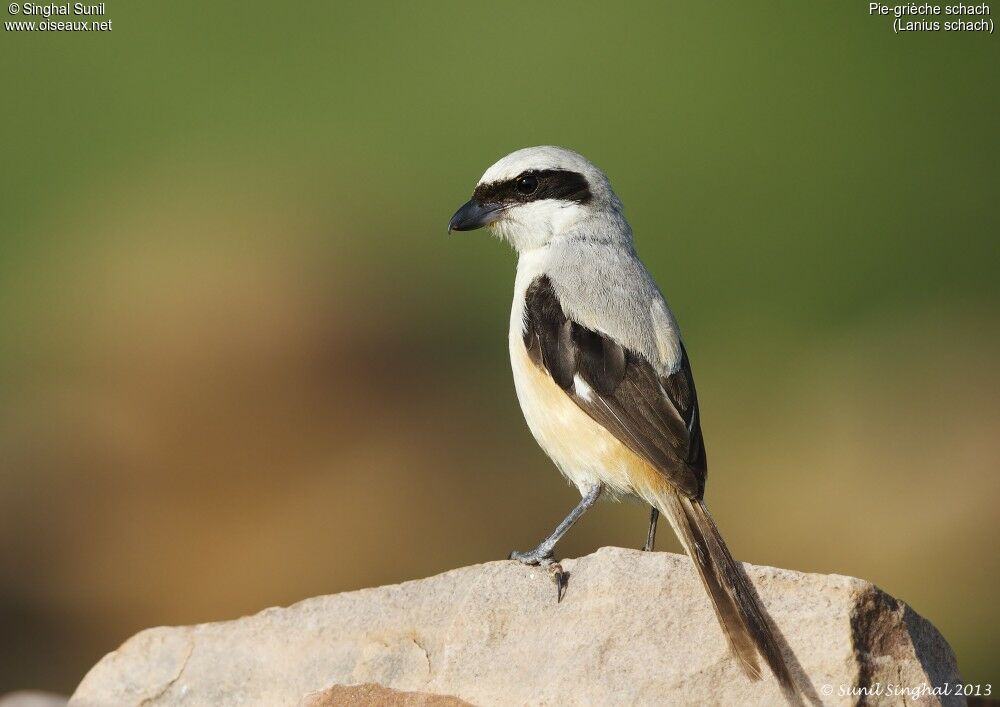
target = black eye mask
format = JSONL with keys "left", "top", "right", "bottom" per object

{"left": 473, "top": 169, "right": 592, "bottom": 207}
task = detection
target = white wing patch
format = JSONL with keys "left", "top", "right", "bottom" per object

{"left": 573, "top": 374, "right": 594, "bottom": 401}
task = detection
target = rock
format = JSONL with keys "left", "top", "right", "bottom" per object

{"left": 0, "top": 693, "right": 69, "bottom": 707}
{"left": 70, "top": 547, "right": 962, "bottom": 706}
{"left": 302, "top": 683, "right": 471, "bottom": 706}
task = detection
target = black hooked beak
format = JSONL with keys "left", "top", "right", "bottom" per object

{"left": 448, "top": 199, "right": 503, "bottom": 233}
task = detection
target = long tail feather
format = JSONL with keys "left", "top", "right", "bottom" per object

{"left": 652, "top": 488, "right": 794, "bottom": 689}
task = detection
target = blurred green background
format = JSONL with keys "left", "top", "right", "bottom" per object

{"left": 1, "top": 1, "right": 997, "bottom": 695}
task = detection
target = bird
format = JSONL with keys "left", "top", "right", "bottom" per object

{"left": 448, "top": 146, "right": 794, "bottom": 689}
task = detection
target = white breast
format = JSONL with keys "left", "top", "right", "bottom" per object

{"left": 507, "top": 249, "right": 651, "bottom": 499}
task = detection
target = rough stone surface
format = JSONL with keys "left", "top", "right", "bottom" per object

{"left": 0, "top": 693, "right": 68, "bottom": 707}
{"left": 70, "top": 547, "right": 963, "bottom": 706}
{"left": 302, "top": 683, "right": 471, "bottom": 706}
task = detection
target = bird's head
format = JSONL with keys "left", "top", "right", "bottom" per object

{"left": 448, "top": 146, "right": 628, "bottom": 252}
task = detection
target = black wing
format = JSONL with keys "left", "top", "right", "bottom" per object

{"left": 523, "top": 276, "right": 707, "bottom": 499}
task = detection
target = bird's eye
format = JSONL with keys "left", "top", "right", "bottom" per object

{"left": 516, "top": 175, "right": 539, "bottom": 195}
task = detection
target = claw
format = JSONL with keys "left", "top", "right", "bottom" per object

{"left": 509, "top": 550, "right": 568, "bottom": 602}
{"left": 548, "top": 562, "right": 566, "bottom": 603}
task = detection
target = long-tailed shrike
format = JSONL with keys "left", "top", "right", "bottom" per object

{"left": 448, "top": 146, "right": 794, "bottom": 688}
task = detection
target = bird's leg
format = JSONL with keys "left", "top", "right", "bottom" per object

{"left": 509, "top": 484, "right": 603, "bottom": 565}
{"left": 641, "top": 506, "right": 658, "bottom": 552}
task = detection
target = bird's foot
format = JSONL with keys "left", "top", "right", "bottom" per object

{"left": 508, "top": 547, "right": 555, "bottom": 565}
{"left": 508, "top": 548, "right": 567, "bottom": 602}
{"left": 641, "top": 506, "right": 658, "bottom": 552}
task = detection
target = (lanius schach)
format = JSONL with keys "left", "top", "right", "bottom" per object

{"left": 448, "top": 146, "right": 794, "bottom": 688}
